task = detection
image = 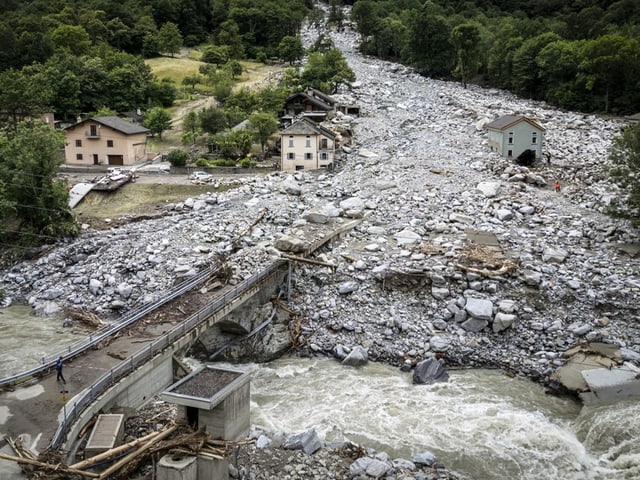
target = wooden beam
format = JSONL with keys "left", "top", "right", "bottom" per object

{"left": 280, "top": 253, "right": 336, "bottom": 269}
{"left": 97, "top": 425, "right": 177, "bottom": 479}
{"left": 0, "top": 452, "right": 100, "bottom": 478}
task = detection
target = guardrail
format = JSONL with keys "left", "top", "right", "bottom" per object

{"left": 49, "top": 259, "right": 287, "bottom": 449}
{"left": 0, "top": 266, "right": 217, "bottom": 389}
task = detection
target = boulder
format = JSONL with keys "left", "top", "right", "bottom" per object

{"left": 412, "top": 359, "right": 449, "bottom": 385}
{"left": 342, "top": 346, "right": 369, "bottom": 367}
{"left": 283, "top": 429, "right": 322, "bottom": 455}
{"left": 464, "top": 297, "right": 494, "bottom": 321}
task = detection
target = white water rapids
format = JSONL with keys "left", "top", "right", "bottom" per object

{"left": 248, "top": 358, "right": 640, "bottom": 480}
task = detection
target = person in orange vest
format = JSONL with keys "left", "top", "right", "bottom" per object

{"left": 554, "top": 180, "right": 561, "bottom": 192}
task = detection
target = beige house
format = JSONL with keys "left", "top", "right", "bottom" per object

{"left": 64, "top": 116, "right": 150, "bottom": 166}
{"left": 279, "top": 118, "right": 337, "bottom": 172}
{"left": 486, "top": 115, "right": 545, "bottom": 160}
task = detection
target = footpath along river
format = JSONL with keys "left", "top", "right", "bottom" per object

{"left": 248, "top": 357, "right": 640, "bottom": 480}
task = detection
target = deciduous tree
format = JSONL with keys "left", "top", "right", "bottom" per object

{"left": 0, "top": 121, "right": 77, "bottom": 243}
{"left": 247, "top": 112, "right": 278, "bottom": 154}
{"left": 451, "top": 23, "right": 481, "bottom": 89}
{"left": 144, "top": 107, "right": 172, "bottom": 139}
{"left": 157, "top": 22, "right": 183, "bottom": 57}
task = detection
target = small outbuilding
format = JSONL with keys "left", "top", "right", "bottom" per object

{"left": 485, "top": 115, "right": 545, "bottom": 160}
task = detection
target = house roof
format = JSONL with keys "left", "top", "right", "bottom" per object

{"left": 280, "top": 118, "right": 336, "bottom": 139}
{"left": 66, "top": 116, "right": 150, "bottom": 135}
{"left": 625, "top": 113, "right": 640, "bottom": 121}
{"left": 485, "top": 115, "right": 545, "bottom": 132}
{"left": 285, "top": 92, "right": 333, "bottom": 111}
{"left": 306, "top": 87, "right": 336, "bottom": 105}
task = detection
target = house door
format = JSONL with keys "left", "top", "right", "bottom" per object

{"left": 92, "top": 154, "right": 99, "bottom": 165}
{"left": 107, "top": 155, "right": 124, "bottom": 165}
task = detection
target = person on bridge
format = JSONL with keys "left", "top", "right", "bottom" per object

{"left": 56, "top": 356, "right": 66, "bottom": 384}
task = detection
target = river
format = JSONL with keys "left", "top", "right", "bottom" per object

{"left": 248, "top": 357, "right": 640, "bottom": 480}
{"left": 0, "top": 305, "right": 85, "bottom": 377}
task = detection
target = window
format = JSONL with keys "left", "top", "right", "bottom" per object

{"left": 76, "top": 153, "right": 83, "bottom": 160}
{"left": 320, "top": 153, "right": 328, "bottom": 160}
{"left": 75, "top": 139, "right": 82, "bottom": 147}
{"left": 507, "top": 150, "right": 513, "bottom": 157}
{"left": 508, "top": 132, "right": 514, "bottom": 145}
{"left": 89, "top": 125, "right": 98, "bottom": 136}
{"left": 305, "top": 136, "right": 311, "bottom": 148}
{"left": 320, "top": 138, "right": 328, "bottom": 149}
{"left": 287, "top": 152, "right": 295, "bottom": 160}
{"left": 295, "top": 165, "right": 304, "bottom": 171}
{"left": 288, "top": 136, "right": 294, "bottom": 147}
{"left": 531, "top": 132, "right": 537, "bottom": 144}
{"left": 107, "top": 140, "right": 114, "bottom": 148}
{"left": 305, "top": 153, "right": 312, "bottom": 160}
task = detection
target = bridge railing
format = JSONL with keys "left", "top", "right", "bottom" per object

{"left": 49, "top": 259, "right": 287, "bottom": 449}
{"left": 0, "top": 266, "right": 217, "bottom": 389}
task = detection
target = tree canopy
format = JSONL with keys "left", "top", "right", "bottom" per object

{"left": 0, "top": 121, "right": 78, "bottom": 245}
{"left": 609, "top": 122, "right": 640, "bottom": 223}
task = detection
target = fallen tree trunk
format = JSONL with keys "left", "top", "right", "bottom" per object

{"left": 0, "top": 452, "right": 100, "bottom": 478}
{"left": 97, "top": 425, "right": 177, "bottom": 479}
{"left": 70, "top": 430, "right": 162, "bottom": 470}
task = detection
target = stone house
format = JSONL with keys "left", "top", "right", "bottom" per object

{"left": 486, "top": 115, "right": 545, "bottom": 160}
{"left": 279, "top": 118, "right": 337, "bottom": 172}
{"left": 63, "top": 116, "right": 150, "bottom": 166}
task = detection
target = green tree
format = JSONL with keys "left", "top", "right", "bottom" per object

{"left": 406, "top": 10, "right": 454, "bottom": 78}
{"left": 451, "top": 23, "right": 481, "bottom": 89}
{"left": 609, "top": 122, "right": 640, "bottom": 222}
{"left": 247, "top": 112, "right": 279, "bottom": 154}
{"left": 215, "top": 129, "right": 252, "bottom": 160}
{"left": 278, "top": 35, "right": 305, "bottom": 65}
{"left": 201, "top": 45, "right": 231, "bottom": 66}
{"left": 144, "top": 107, "right": 172, "bottom": 139}
{"left": 146, "top": 78, "right": 177, "bottom": 107}
{"left": 167, "top": 148, "right": 189, "bottom": 167}
{"left": 182, "top": 110, "right": 200, "bottom": 145}
{"left": 511, "top": 32, "right": 561, "bottom": 98}
{"left": 157, "top": 22, "right": 183, "bottom": 57}
{"left": 301, "top": 48, "right": 355, "bottom": 93}
{"left": 224, "top": 60, "right": 243, "bottom": 79}
{"left": 578, "top": 35, "right": 640, "bottom": 113}
{"left": 199, "top": 106, "right": 228, "bottom": 134}
{"left": 182, "top": 74, "right": 204, "bottom": 94}
{"left": 50, "top": 25, "right": 92, "bottom": 56}
{"left": 0, "top": 121, "right": 77, "bottom": 243}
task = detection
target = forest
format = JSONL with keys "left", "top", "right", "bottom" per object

{"left": 349, "top": 0, "right": 640, "bottom": 114}
{"left": 0, "top": 0, "right": 638, "bottom": 123}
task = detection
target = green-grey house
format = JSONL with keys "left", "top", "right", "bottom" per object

{"left": 486, "top": 115, "right": 545, "bottom": 160}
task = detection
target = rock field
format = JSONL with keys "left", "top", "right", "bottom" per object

{"left": 2, "top": 15, "right": 640, "bottom": 480}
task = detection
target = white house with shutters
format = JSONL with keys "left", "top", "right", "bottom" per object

{"left": 485, "top": 115, "right": 545, "bottom": 159}
{"left": 279, "top": 118, "right": 337, "bottom": 172}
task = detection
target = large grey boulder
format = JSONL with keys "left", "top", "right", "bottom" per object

{"left": 342, "top": 346, "right": 369, "bottom": 367}
{"left": 274, "top": 235, "right": 307, "bottom": 253}
{"left": 349, "top": 457, "right": 391, "bottom": 479}
{"left": 283, "top": 429, "right": 322, "bottom": 455}
{"left": 412, "top": 359, "right": 449, "bottom": 385}
{"left": 464, "top": 297, "right": 494, "bottom": 321}
{"left": 302, "top": 208, "right": 329, "bottom": 224}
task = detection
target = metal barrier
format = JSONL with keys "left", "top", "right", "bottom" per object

{"left": 0, "top": 266, "right": 217, "bottom": 389}
{"left": 49, "top": 259, "right": 287, "bottom": 449}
